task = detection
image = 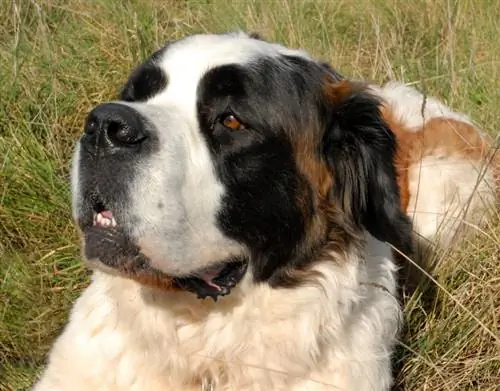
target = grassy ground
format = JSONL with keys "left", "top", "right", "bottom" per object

{"left": 0, "top": 0, "right": 499, "bottom": 389}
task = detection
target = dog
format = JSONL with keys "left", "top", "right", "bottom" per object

{"left": 32, "top": 31, "right": 498, "bottom": 391}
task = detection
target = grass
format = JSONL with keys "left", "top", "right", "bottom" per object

{"left": 0, "top": 0, "right": 499, "bottom": 389}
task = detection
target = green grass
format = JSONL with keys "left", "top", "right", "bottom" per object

{"left": 1, "top": 0, "right": 499, "bottom": 390}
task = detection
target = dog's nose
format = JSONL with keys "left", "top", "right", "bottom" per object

{"left": 82, "top": 103, "right": 147, "bottom": 152}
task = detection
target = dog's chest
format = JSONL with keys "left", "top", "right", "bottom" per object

{"left": 132, "top": 286, "right": 332, "bottom": 390}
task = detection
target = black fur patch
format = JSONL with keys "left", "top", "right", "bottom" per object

{"left": 77, "top": 104, "right": 159, "bottom": 232}
{"left": 196, "top": 59, "right": 329, "bottom": 282}
{"left": 120, "top": 48, "right": 168, "bottom": 102}
{"left": 322, "top": 87, "right": 413, "bottom": 255}
{"left": 195, "top": 54, "right": 411, "bottom": 284}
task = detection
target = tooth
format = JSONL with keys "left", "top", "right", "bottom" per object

{"left": 111, "top": 217, "right": 117, "bottom": 227}
{"left": 96, "top": 213, "right": 103, "bottom": 223}
{"left": 103, "top": 218, "right": 110, "bottom": 227}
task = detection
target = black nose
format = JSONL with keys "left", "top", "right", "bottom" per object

{"left": 82, "top": 103, "right": 147, "bottom": 153}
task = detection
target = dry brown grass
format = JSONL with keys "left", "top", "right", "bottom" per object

{"left": 1, "top": 0, "right": 499, "bottom": 390}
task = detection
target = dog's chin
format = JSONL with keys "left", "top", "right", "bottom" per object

{"left": 81, "top": 225, "right": 248, "bottom": 301}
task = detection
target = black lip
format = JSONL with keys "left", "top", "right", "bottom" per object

{"left": 173, "top": 259, "right": 248, "bottom": 301}
{"left": 83, "top": 226, "right": 141, "bottom": 267}
{"left": 76, "top": 205, "right": 103, "bottom": 231}
{"left": 82, "top": 226, "right": 248, "bottom": 300}
{"left": 93, "top": 200, "right": 106, "bottom": 213}
{"left": 77, "top": 208, "right": 95, "bottom": 230}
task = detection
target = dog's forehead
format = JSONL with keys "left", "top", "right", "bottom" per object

{"left": 145, "top": 33, "right": 310, "bottom": 112}
{"left": 163, "top": 33, "right": 309, "bottom": 66}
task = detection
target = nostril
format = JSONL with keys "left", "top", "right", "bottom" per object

{"left": 108, "top": 120, "right": 130, "bottom": 145}
{"left": 84, "top": 117, "right": 99, "bottom": 136}
{"left": 107, "top": 120, "right": 146, "bottom": 146}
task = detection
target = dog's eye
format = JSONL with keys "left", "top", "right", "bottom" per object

{"left": 221, "top": 114, "right": 245, "bottom": 131}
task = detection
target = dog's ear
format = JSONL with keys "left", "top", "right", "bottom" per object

{"left": 321, "top": 80, "right": 413, "bottom": 255}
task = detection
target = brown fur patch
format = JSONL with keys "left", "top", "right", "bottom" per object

{"left": 381, "top": 107, "right": 500, "bottom": 209}
{"left": 294, "top": 145, "right": 332, "bottom": 200}
{"left": 419, "top": 117, "right": 500, "bottom": 198}
{"left": 269, "top": 80, "right": 355, "bottom": 287}
{"left": 275, "top": 207, "right": 361, "bottom": 287}
{"left": 290, "top": 145, "right": 332, "bottom": 270}
{"left": 382, "top": 108, "right": 499, "bottom": 300}
{"left": 380, "top": 107, "right": 414, "bottom": 211}
{"left": 293, "top": 77, "right": 357, "bottom": 201}
{"left": 415, "top": 117, "right": 491, "bottom": 159}
{"left": 322, "top": 79, "right": 354, "bottom": 105}
{"left": 287, "top": 78, "right": 352, "bottom": 245}
{"left": 280, "top": 79, "right": 370, "bottom": 286}
{"left": 127, "top": 270, "right": 179, "bottom": 292}
{"left": 87, "top": 255, "right": 181, "bottom": 293}
{"left": 117, "top": 257, "right": 180, "bottom": 292}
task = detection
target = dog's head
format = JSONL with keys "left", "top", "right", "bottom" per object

{"left": 72, "top": 32, "right": 412, "bottom": 300}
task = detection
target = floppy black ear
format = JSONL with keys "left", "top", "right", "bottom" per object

{"left": 321, "top": 81, "right": 413, "bottom": 255}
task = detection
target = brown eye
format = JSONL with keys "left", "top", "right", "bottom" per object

{"left": 221, "top": 114, "right": 245, "bottom": 131}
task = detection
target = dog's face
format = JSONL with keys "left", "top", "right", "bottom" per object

{"left": 72, "top": 32, "right": 412, "bottom": 300}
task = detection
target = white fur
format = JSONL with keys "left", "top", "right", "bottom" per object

{"left": 373, "top": 81, "right": 497, "bottom": 247}
{"left": 122, "top": 102, "right": 244, "bottom": 275}
{"left": 370, "top": 81, "right": 473, "bottom": 129}
{"left": 407, "top": 155, "right": 495, "bottom": 247}
{"left": 34, "top": 234, "right": 398, "bottom": 391}
{"left": 148, "top": 32, "right": 309, "bottom": 116}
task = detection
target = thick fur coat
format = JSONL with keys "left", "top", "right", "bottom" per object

{"left": 33, "top": 32, "right": 498, "bottom": 391}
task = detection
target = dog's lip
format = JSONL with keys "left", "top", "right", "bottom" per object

{"left": 81, "top": 224, "right": 248, "bottom": 300}
{"left": 173, "top": 260, "right": 248, "bottom": 301}
{"left": 193, "top": 263, "right": 228, "bottom": 289}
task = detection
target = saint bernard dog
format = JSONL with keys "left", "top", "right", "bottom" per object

{"left": 33, "top": 31, "right": 498, "bottom": 391}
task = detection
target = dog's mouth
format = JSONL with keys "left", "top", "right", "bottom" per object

{"left": 174, "top": 259, "right": 248, "bottom": 300}
{"left": 86, "top": 206, "right": 248, "bottom": 301}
